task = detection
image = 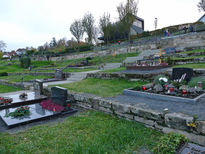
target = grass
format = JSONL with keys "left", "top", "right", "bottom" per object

{"left": 53, "top": 78, "right": 147, "bottom": 97}
{"left": 178, "top": 49, "right": 205, "bottom": 55}
{"left": 0, "top": 75, "right": 53, "bottom": 82}
{"left": 0, "top": 111, "right": 162, "bottom": 153}
{"left": 0, "top": 85, "right": 21, "bottom": 93}
{"left": 173, "top": 63, "right": 205, "bottom": 69}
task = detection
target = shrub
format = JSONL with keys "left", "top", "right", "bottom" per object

{"left": 188, "top": 77, "right": 205, "bottom": 89}
{"left": 166, "top": 56, "right": 174, "bottom": 65}
{"left": 20, "top": 55, "right": 31, "bottom": 68}
{"left": 0, "top": 72, "right": 8, "bottom": 76}
{"left": 153, "top": 133, "right": 188, "bottom": 154}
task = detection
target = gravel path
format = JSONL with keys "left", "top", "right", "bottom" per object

{"left": 108, "top": 94, "right": 205, "bottom": 120}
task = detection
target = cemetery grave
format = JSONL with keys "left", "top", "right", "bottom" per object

{"left": 123, "top": 68, "right": 205, "bottom": 103}
{"left": 0, "top": 80, "right": 77, "bottom": 128}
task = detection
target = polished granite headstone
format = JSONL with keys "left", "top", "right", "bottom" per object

{"left": 51, "top": 86, "right": 68, "bottom": 107}
{"left": 178, "top": 143, "right": 205, "bottom": 154}
{"left": 172, "top": 68, "right": 193, "bottom": 83}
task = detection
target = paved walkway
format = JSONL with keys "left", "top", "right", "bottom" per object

{"left": 43, "top": 63, "right": 122, "bottom": 86}
{"left": 108, "top": 93, "right": 205, "bottom": 120}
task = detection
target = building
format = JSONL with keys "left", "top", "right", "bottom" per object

{"left": 130, "top": 16, "right": 144, "bottom": 35}
{"left": 16, "top": 48, "right": 26, "bottom": 56}
{"left": 198, "top": 14, "right": 205, "bottom": 23}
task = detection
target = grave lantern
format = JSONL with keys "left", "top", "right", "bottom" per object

{"left": 170, "top": 88, "right": 173, "bottom": 93}
{"left": 197, "top": 81, "right": 202, "bottom": 88}
{"left": 53, "top": 107, "right": 56, "bottom": 112}
{"left": 67, "top": 104, "right": 71, "bottom": 108}
{"left": 142, "top": 86, "right": 146, "bottom": 91}
{"left": 182, "top": 89, "right": 187, "bottom": 95}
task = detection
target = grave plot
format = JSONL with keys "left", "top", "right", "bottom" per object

{"left": 0, "top": 82, "right": 77, "bottom": 128}
{"left": 123, "top": 68, "right": 205, "bottom": 103}
{"left": 0, "top": 92, "right": 47, "bottom": 110}
{"left": 126, "top": 53, "right": 171, "bottom": 71}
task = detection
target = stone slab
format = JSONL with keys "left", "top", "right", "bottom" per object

{"left": 0, "top": 103, "right": 77, "bottom": 128}
{"left": 178, "top": 143, "right": 205, "bottom": 154}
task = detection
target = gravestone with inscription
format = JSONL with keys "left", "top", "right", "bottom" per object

{"left": 178, "top": 143, "right": 205, "bottom": 154}
{"left": 33, "top": 79, "right": 43, "bottom": 96}
{"left": 172, "top": 68, "right": 193, "bottom": 83}
{"left": 51, "top": 86, "right": 68, "bottom": 107}
{"left": 55, "top": 69, "right": 64, "bottom": 80}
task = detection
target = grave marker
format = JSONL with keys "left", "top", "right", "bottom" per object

{"left": 33, "top": 79, "right": 43, "bottom": 96}
{"left": 51, "top": 86, "right": 68, "bottom": 106}
{"left": 172, "top": 68, "right": 193, "bottom": 83}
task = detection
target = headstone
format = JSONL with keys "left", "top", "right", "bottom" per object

{"left": 179, "top": 143, "right": 205, "bottom": 154}
{"left": 33, "top": 79, "right": 43, "bottom": 96}
{"left": 55, "top": 69, "right": 64, "bottom": 80}
{"left": 51, "top": 86, "right": 68, "bottom": 106}
{"left": 172, "top": 68, "right": 193, "bottom": 83}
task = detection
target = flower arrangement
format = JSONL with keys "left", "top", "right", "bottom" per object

{"left": 0, "top": 97, "right": 13, "bottom": 105}
{"left": 41, "top": 100, "right": 65, "bottom": 112}
{"left": 19, "top": 93, "right": 28, "bottom": 99}
{"left": 6, "top": 106, "right": 30, "bottom": 118}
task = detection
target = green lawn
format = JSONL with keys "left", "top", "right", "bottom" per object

{"left": 54, "top": 78, "right": 146, "bottom": 97}
{"left": 0, "top": 111, "right": 162, "bottom": 153}
{"left": 0, "top": 75, "right": 53, "bottom": 82}
{"left": 173, "top": 63, "right": 205, "bottom": 69}
{"left": 178, "top": 49, "right": 205, "bottom": 55}
{"left": 0, "top": 85, "right": 21, "bottom": 93}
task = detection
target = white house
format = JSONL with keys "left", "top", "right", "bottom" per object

{"left": 16, "top": 48, "right": 26, "bottom": 56}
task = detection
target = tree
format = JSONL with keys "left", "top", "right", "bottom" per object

{"left": 117, "top": 0, "right": 139, "bottom": 21}
{"left": 49, "top": 37, "right": 57, "bottom": 48}
{"left": 99, "top": 13, "right": 111, "bottom": 44}
{"left": 70, "top": 19, "right": 84, "bottom": 44}
{"left": 0, "top": 40, "right": 6, "bottom": 52}
{"left": 198, "top": 0, "right": 205, "bottom": 12}
{"left": 0, "top": 51, "right": 3, "bottom": 59}
{"left": 82, "top": 12, "right": 95, "bottom": 44}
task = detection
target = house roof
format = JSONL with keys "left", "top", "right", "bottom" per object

{"left": 198, "top": 14, "right": 205, "bottom": 22}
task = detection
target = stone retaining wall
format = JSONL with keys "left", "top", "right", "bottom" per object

{"left": 43, "top": 87, "right": 205, "bottom": 146}
{"left": 8, "top": 72, "right": 71, "bottom": 78}
{"left": 86, "top": 72, "right": 170, "bottom": 80}
{"left": 0, "top": 80, "right": 24, "bottom": 89}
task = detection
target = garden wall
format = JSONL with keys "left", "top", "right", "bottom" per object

{"left": 8, "top": 72, "right": 71, "bottom": 78}
{"left": 86, "top": 72, "right": 170, "bottom": 80}
{"left": 0, "top": 80, "right": 24, "bottom": 89}
{"left": 43, "top": 87, "right": 205, "bottom": 146}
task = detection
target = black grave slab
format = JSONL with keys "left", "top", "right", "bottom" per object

{"left": 51, "top": 86, "right": 68, "bottom": 106}
{"left": 172, "top": 68, "right": 193, "bottom": 83}
{"left": 0, "top": 104, "right": 60, "bottom": 128}
{"left": 0, "top": 92, "right": 47, "bottom": 110}
{"left": 0, "top": 103, "right": 77, "bottom": 128}
{"left": 178, "top": 143, "right": 205, "bottom": 154}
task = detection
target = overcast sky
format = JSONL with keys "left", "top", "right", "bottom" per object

{"left": 0, "top": 0, "right": 204, "bottom": 51}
